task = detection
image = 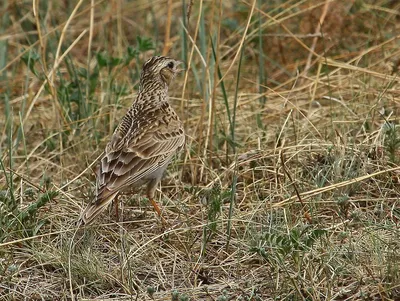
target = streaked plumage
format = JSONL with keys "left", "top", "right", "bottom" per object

{"left": 80, "top": 56, "right": 185, "bottom": 225}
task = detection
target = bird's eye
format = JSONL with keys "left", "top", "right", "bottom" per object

{"left": 167, "top": 62, "right": 174, "bottom": 69}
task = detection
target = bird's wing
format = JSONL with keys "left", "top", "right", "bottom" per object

{"left": 99, "top": 118, "right": 185, "bottom": 194}
{"left": 80, "top": 111, "right": 184, "bottom": 224}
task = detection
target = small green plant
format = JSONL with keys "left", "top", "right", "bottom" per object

{"left": 250, "top": 225, "right": 327, "bottom": 263}
{"left": 199, "top": 183, "right": 232, "bottom": 255}
{"left": 217, "top": 290, "right": 229, "bottom": 301}
{"left": 171, "top": 290, "right": 179, "bottom": 301}
{"left": 179, "top": 295, "right": 189, "bottom": 301}
{"left": 383, "top": 122, "right": 400, "bottom": 163}
{"left": 171, "top": 289, "right": 189, "bottom": 301}
{"left": 0, "top": 188, "right": 58, "bottom": 243}
{"left": 146, "top": 286, "right": 156, "bottom": 298}
{"left": 336, "top": 194, "right": 350, "bottom": 218}
{"left": 0, "top": 158, "right": 57, "bottom": 243}
{"left": 20, "top": 48, "right": 41, "bottom": 78}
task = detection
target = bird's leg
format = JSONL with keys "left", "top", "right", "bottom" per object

{"left": 150, "top": 198, "right": 162, "bottom": 216}
{"left": 147, "top": 180, "right": 167, "bottom": 226}
{"left": 150, "top": 198, "right": 167, "bottom": 226}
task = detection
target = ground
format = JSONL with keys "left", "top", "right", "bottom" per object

{"left": 1, "top": 0, "right": 400, "bottom": 300}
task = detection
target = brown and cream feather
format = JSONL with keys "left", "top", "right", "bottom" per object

{"left": 80, "top": 56, "right": 185, "bottom": 225}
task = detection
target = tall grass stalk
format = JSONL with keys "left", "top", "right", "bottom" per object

{"left": 225, "top": 46, "right": 244, "bottom": 249}
{"left": 258, "top": 0, "right": 266, "bottom": 106}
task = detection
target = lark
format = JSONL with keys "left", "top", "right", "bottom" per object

{"left": 80, "top": 56, "right": 185, "bottom": 225}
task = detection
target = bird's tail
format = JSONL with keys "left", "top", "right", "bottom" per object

{"left": 79, "top": 191, "right": 119, "bottom": 225}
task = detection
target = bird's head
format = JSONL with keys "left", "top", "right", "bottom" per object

{"left": 140, "top": 56, "right": 183, "bottom": 88}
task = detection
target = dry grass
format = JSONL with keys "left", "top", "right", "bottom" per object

{"left": 1, "top": 0, "right": 400, "bottom": 300}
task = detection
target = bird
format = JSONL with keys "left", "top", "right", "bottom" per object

{"left": 80, "top": 56, "right": 185, "bottom": 225}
